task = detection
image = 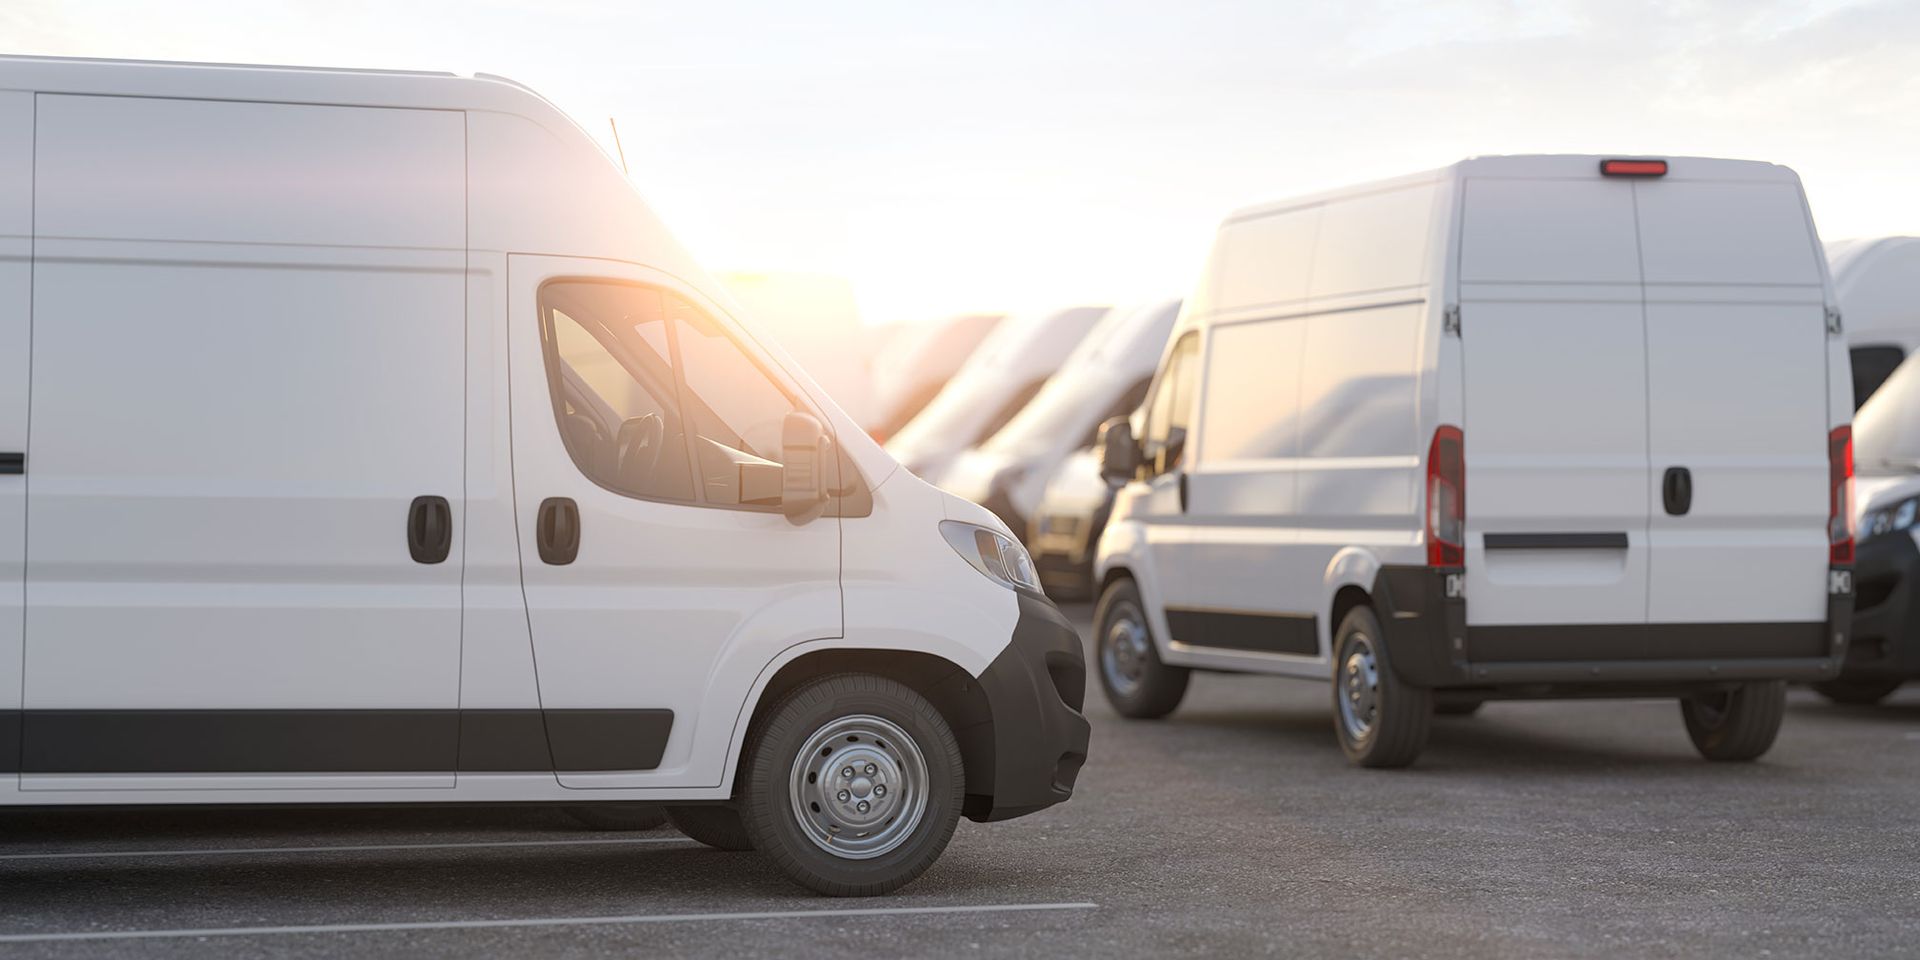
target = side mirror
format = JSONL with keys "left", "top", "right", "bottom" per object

{"left": 1097, "top": 417, "right": 1138, "bottom": 486}
{"left": 780, "top": 411, "right": 831, "bottom": 525}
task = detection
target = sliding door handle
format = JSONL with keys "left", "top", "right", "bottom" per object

{"left": 537, "top": 497, "right": 580, "bottom": 565}
{"left": 0, "top": 452, "right": 20, "bottom": 475}
{"left": 408, "top": 495, "right": 453, "bottom": 564}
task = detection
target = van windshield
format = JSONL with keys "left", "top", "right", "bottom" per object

{"left": 1856, "top": 353, "right": 1920, "bottom": 476}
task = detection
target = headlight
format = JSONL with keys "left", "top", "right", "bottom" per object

{"left": 940, "top": 520, "right": 1041, "bottom": 592}
{"left": 1866, "top": 497, "right": 1920, "bottom": 539}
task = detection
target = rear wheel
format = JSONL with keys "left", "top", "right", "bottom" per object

{"left": 1811, "top": 677, "right": 1903, "bottom": 706}
{"left": 562, "top": 804, "right": 667, "bottom": 832}
{"left": 1094, "top": 577, "right": 1190, "bottom": 719}
{"left": 1682, "top": 681, "right": 1786, "bottom": 762}
{"left": 665, "top": 805, "right": 753, "bottom": 851}
{"left": 1331, "top": 606, "right": 1431, "bottom": 768}
{"left": 739, "top": 674, "right": 964, "bottom": 896}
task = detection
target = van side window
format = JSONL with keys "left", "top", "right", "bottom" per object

{"left": 541, "top": 283, "right": 696, "bottom": 502}
{"left": 670, "top": 303, "right": 806, "bottom": 506}
{"left": 1140, "top": 333, "right": 1201, "bottom": 476}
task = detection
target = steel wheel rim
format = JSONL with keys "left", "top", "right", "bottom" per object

{"left": 1101, "top": 599, "right": 1152, "bottom": 697}
{"left": 1338, "top": 634, "right": 1380, "bottom": 742}
{"left": 788, "top": 714, "right": 929, "bottom": 860}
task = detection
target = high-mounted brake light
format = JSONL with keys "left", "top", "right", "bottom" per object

{"left": 1427, "top": 425, "right": 1465, "bottom": 568}
{"left": 1601, "top": 159, "right": 1668, "bottom": 177}
{"left": 1830, "top": 425, "right": 1854, "bottom": 565}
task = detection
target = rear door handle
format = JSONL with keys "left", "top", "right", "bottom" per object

{"left": 0, "top": 452, "right": 21, "bottom": 475}
{"left": 537, "top": 497, "right": 580, "bottom": 565}
{"left": 408, "top": 495, "right": 453, "bottom": 564}
{"left": 1663, "top": 466, "right": 1692, "bottom": 516}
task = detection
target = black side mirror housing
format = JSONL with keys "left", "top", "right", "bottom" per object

{"left": 780, "top": 411, "right": 831, "bottom": 525}
{"left": 1097, "top": 416, "right": 1138, "bottom": 486}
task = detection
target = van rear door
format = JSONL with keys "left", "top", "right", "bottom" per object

{"left": 1458, "top": 177, "right": 1652, "bottom": 643}
{"left": 1635, "top": 176, "right": 1832, "bottom": 635}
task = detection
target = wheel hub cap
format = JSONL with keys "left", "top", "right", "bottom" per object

{"left": 1101, "top": 601, "right": 1152, "bottom": 696}
{"left": 789, "top": 715, "right": 928, "bottom": 860}
{"left": 1339, "top": 637, "right": 1380, "bottom": 741}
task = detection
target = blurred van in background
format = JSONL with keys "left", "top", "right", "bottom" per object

{"left": 1828, "top": 237, "right": 1920, "bottom": 408}
{"left": 885, "top": 305, "right": 1109, "bottom": 482}
{"left": 1837, "top": 352, "right": 1920, "bottom": 705}
{"left": 1096, "top": 155, "right": 1853, "bottom": 768}
{"left": 865, "top": 312, "right": 1004, "bottom": 442}
{"left": 941, "top": 298, "right": 1179, "bottom": 542}
{"left": 1028, "top": 447, "right": 1112, "bottom": 600}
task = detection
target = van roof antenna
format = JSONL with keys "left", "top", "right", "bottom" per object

{"left": 609, "top": 117, "right": 629, "bottom": 176}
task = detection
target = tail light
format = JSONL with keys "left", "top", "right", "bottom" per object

{"left": 1600, "top": 159, "right": 1668, "bottom": 177}
{"left": 1427, "top": 425, "right": 1465, "bottom": 568}
{"left": 1830, "top": 425, "right": 1854, "bottom": 565}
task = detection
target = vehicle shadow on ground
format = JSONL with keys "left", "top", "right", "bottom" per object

{"left": 1155, "top": 703, "right": 1737, "bottom": 776}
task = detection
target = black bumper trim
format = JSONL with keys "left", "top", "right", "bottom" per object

{"left": 966, "top": 591, "right": 1091, "bottom": 822}
{"left": 1373, "top": 563, "right": 1850, "bottom": 689}
{"left": 1844, "top": 530, "right": 1920, "bottom": 679}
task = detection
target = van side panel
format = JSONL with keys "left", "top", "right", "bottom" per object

{"left": 21, "top": 96, "right": 466, "bottom": 787}
{"left": 0, "top": 92, "right": 30, "bottom": 770}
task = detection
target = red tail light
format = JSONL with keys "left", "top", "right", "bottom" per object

{"left": 1830, "top": 425, "right": 1854, "bottom": 565}
{"left": 1427, "top": 425, "right": 1465, "bottom": 568}
{"left": 1601, "top": 159, "right": 1668, "bottom": 177}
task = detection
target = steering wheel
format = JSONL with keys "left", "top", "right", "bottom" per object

{"left": 615, "top": 413, "right": 666, "bottom": 488}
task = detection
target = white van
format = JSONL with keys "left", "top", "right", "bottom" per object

{"left": 865, "top": 312, "right": 1003, "bottom": 442}
{"left": 1827, "top": 237, "right": 1920, "bottom": 408}
{"left": 0, "top": 56, "right": 1089, "bottom": 896}
{"left": 884, "top": 305, "right": 1109, "bottom": 483}
{"left": 1094, "top": 155, "right": 1854, "bottom": 767}
{"left": 941, "top": 298, "right": 1179, "bottom": 541}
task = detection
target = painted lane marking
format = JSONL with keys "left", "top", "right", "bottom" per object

{"left": 0, "top": 902, "right": 1102, "bottom": 943}
{"left": 0, "top": 836, "right": 695, "bottom": 862}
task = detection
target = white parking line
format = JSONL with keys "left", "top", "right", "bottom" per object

{"left": 0, "top": 902, "right": 1101, "bottom": 943}
{"left": 0, "top": 836, "right": 695, "bottom": 862}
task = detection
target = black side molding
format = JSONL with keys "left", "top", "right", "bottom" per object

{"left": 1484, "top": 532, "right": 1628, "bottom": 550}
{"left": 0, "top": 452, "right": 21, "bottom": 475}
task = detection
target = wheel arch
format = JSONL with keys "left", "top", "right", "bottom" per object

{"left": 1323, "top": 546, "right": 1385, "bottom": 661}
{"left": 727, "top": 648, "right": 997, "bottom": 817}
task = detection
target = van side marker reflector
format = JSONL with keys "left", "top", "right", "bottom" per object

{"left": 1600, "top": 159, "right": 1668, "bottom": 177}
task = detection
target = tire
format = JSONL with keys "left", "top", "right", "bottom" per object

{"left": 665, "top": 805, "right": 753, "bottom": 851}
{"left": 1811, "top": 677, "right": 1903, "bottom": 706}
{"left": 738, "top": 673, "right": 965, "bottom": 896}
{"left": 1094, "top": 577, "right": 1190, "bottom": 719}
{"left": 1331, "top": 606, "right": 1432, "bottom": 768}
{"left": 1682, "top": 681, "right": 1787, "bottom": 762}
{"left": 563, "top": 804, "right": 667, "bottom": 832}
{"left": 1433, "top": 694, "right": 1485, "bottom": 717}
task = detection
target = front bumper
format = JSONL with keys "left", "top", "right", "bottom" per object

{"left": 1842, "top": 531, "right": 1920, "bottom": 679}
{"left": 964, "top": 591, "right": 1091, "bottom": 822}
{"left": 1374, "top": 564, "right": 1851, "bottom": 691}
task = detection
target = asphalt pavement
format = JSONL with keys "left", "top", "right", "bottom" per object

{"left": 2, "top": 604, "right": 1918, "bottom": 958}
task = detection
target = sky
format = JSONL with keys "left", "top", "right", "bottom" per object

{"left": 4, "top": 0, "right": 1919, "bottom": 327}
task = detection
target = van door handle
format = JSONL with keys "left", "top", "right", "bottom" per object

{"left": 1177, "top": 473, "right": 1189, "bottom": 513}
{"left": 1662, "top": 466, "right": 1692, "bottom": 516}
{"left": 537, "top": 497, "right": 580, "bottom": 565}
{"left": 408, "top": 495, "right": 453, "bottom": 564}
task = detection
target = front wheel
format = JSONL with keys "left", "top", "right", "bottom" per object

{"left": 1331, "top": 606, "right": 1431, "bottom": 767}
{"left": 1094, "top": 577, "right": 1190, "bottom": 719}
{"left": 739, "top": 674, "right": 964, "bottom": 896}
{"left": 1681, "top": 681, "right": 1786, "bottom": 762}
{"left": 1811, "top": 677, "right": 1903, "bottom": 706}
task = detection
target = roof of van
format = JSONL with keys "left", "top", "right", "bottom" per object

{"left": 1226, "top": 154, "right": 1802, "bottom": 223}
{"left": 0, "top": 54, "right": 574, "bottom": 139}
